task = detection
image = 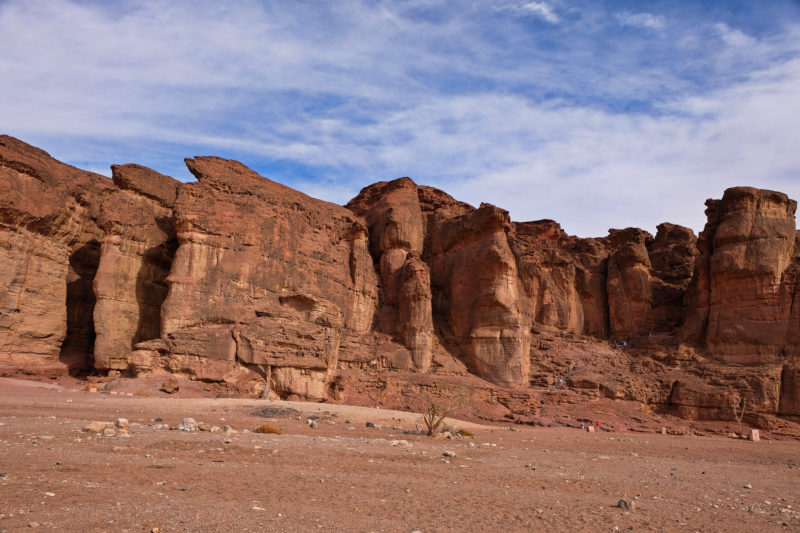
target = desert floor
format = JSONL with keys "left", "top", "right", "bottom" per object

{"left": 1, "top": 377, "right": 798, "bottom": 532}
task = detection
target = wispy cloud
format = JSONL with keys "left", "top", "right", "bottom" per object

{"left": 517, "top": 2, "right": 560, "bottom": 24}
{"left": 615, "top": 11, "right": 665, "bottom": 30}
{"left": 450, "top": 56, "right": 800, "bottom": 236}
{"left": 0, "top": 0, "right": 798, "bottom": 237}
{"left": 714, "top": 22, "right": 756, "bottom": 46}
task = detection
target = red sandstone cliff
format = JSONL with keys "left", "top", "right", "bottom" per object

{"left": 1, "top": 136, "right": 798, "bottom": 428}
{"left": 1, "top": 136, "right": 114, "bottom": 369}
{"left": 93, "top": 164, "right": 180, "bottom": 371}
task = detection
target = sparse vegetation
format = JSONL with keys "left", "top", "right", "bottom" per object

{"left": 420, "top": 392, "right": 465, "bottom": 436}
{"left": 730, "top": 389, "right": 747, "bottom": 436}
{"left": 254, "top": 424, "right": 282, "bottom": 434}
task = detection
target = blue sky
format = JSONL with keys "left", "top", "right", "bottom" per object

{"left": 2, "top": 0, "right": 799, "bottom": 237}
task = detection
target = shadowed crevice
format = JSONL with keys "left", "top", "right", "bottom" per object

{"left": 59, "top": 240, "right": 100, "bottom": 372}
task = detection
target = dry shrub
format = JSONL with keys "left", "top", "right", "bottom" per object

{"left": 254, "top": 424, "right": 282, "bottom": 435}
{"left": 730, "top": 389, "right": 747, "bottom": 436}
{"left": 420, "top": 392, "right": 465, "bottom": 436}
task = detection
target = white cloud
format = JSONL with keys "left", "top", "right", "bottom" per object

{"left": 714, "top": 22, "right": 756, "bottom": 47}
{"left": 0, "top": 1, "right": 798, "bottom": 237}
{"left": 238, "top": 53, "right": 800, "bottom": 236}
{"left": 516, "top": 2, "right": 560, "bottom": 24}
{"left": 615, "top": 11, "right": 665, "bottom": 30}
{"left": 454, "top": 58, "right": 800, "bottom": 236}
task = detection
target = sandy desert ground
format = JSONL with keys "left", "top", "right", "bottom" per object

{"left": 1, "top": 376, "right": 799, "bottom": 532}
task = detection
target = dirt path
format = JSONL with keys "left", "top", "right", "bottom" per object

{"left": 1, "top": 378, "right": 798, "bottom": 532}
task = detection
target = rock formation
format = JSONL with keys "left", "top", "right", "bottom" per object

{"left": 669, "top": 187, "right": 800, "bottom": 421}
{"left": 425, "top": 203, "right": 530, "bottom": 386}
{"left": 346, "top": 178, "right": 433, "bottom": 372}
{"left": 349, "top": 183, "right": 530, "bottom": 386}
{"left": 0, "top": 136, "right": 113, "bottom": 370}
{"left": 1, "top": 135, "right": 798, "bottom": 429}
{"left": 509, "top": 220, "right": 584, "bottom": 335}
{"left": 93, "top": 164, "right": 179, "bottom": 371}
{"left": 682, "top": 187, "right": 798, "bottom": 364}
{"left": 144, "top": 156, "right": 379, "bottom": 398}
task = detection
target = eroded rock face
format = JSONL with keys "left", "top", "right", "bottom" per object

{"left": 346, "top": 178, "right": 433, "bottom": 371}
{"left": 668, "top": 364, "right": 784, "bottom": 420}
{"left": 153, "top": 156, "right": 379, "bottom": 399}
{"left": 508, "top": 221, "right": 698, "bottom": 341}
{"left": 606, "top": 228, "right": 654, "bottom": 338}
{"left": 666, "top": 189, "right": 799, "bottom": 421}
{"left": 348, "top": 181, "right": 531, "bottom": 385}
{"left": 0, "top": 136, "right": 111, "bottom": 370}
{"left": 0, "top": 168, "right": 73, "bottom": 365}
{"left": 605, "top": 225, "right": 698, "bottom": 338}
{"left": 426, "top": 204, "right": 530, "bottom": 386}
{"left": 396, "top": 255, "right": 434, "bottom": 371}
{"left": 646, "top": 223, "right": 699, "bottom": 332}
{"left": 2, "top": 135, "right": 799, "bottom": 427}
{"left": 780, "top": 360, "right": 800, "bottom": 416}
{"left": 509, "top": 220, "right": 584, "bottom": 335}
{"left": 0, "top": 138, "right": 187, "bottom": 374}
{"left": 568, "top": 238, "right": 612, "bottom": 338}
{"left": 91, "top": 165, "right": 180, "bottom": 370}
{"left": 682, "top": 187, "right": 798, "bottom": 364}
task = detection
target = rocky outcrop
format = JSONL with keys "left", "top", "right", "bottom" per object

{"left": 346, "top": 178, "right": 433, "bottom": 371}
{"left": 1, "top": 136, "right": 799, "bottom": 429}
{"left": 395, "top": 256, "right": 434, "bottom": 371}
{"left": 605, "top": 228, "right": 654, "bottom": 338}
{"left": 682, "top": 187, "right": 798, "bottom": 364}
{"left": 509, "top": 220, "right": 583, "bottom": 335}
{"left": 349, "top": 180, "right": 530, "bottom": 386}
{"left": 0, "top": 160, "right": 74, "bottom": 365}
{"left": 0, "top": 136, "right": 112, "bottom": 370}
{"left": 605, "top": 225, "right": 698, "bottom": 338}
{"left": 426, "top": 203, "right": 530, "bottom": 386}
{"left": 509, "top": 222, "right": 698, "bottom": 341}
{"left": 147, "top": 156, "right": 379, "bottom": 398}
{"left": 667, "top": 363, "right": 784, "bottom": 421}
{"left": 668, "top": 188, "right": 800, "bottom": 421}
{"left": 646, "top": 223, "right": 699, "bottom": 332}
{"left": 91, "top": 164, "right": 179, "bottom": 370}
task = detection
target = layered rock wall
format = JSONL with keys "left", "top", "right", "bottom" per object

{"left": 346, "top": 178, "right": 433, "bottom": 371}
{"left": 426, "top": 204, "right": 530, "bottom": 386}
{"left": 92, "top": 164, "right": 179, "bottom": 370}
{"left": 682, "top": 187, "right": 798, "bottom": 364}
{"left": 0, "top": 135, "right": 798, "bottom": 425}
{"left": 0, "top": 136, "right": 112, "bottom": 370}
{"left": 0, "top": 166, "right": 74, "bottom": 364}
{"left": 669, "top": 187, "right": 800, "bottom": 420}
{"left": 150, "top": 156, "right": 379, "bottom": 397}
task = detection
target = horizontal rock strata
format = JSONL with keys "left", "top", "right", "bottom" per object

{"left": 0, "top": 135, "right": 798, "bottom": 426}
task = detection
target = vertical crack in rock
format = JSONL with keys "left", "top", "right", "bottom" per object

{"left": 60, "top": 240, "right": 101, "bottom": 371}
{"left": 346, "top": 177, "right": 435, "bottom": 374}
